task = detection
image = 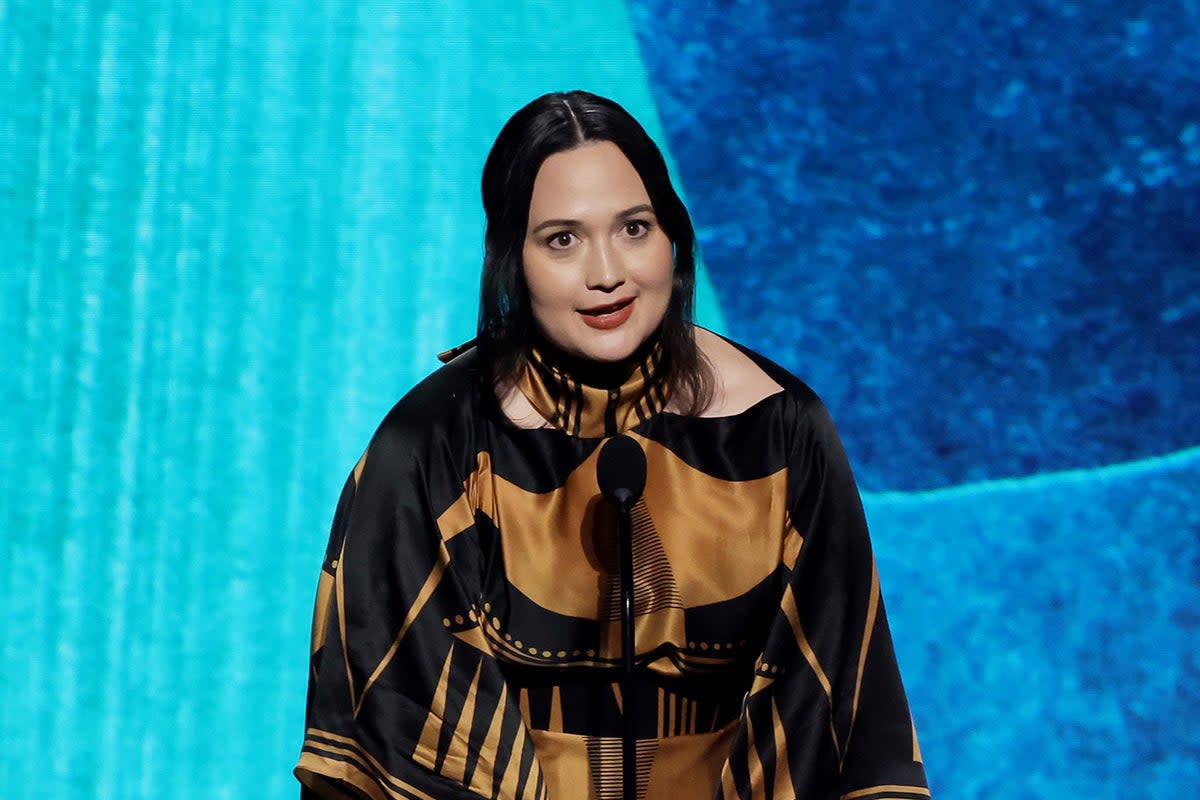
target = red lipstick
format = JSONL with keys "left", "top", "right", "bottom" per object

{"left": 579, "top": 297, "right": 635, "bottom": 330}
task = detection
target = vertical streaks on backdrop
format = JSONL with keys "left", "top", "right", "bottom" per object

{"left": 223, "top": 5, "right": 284, "bottom": 784}
{"left": 415, "top": 6, "right": 464, "bottom": 375}
{"left": 50, "top": 2, "right": 117, "bottom": 796}
{"left": 337, "top": 0, "right": 475, "bottom": 396}
{"left": 141, "top": 6, "right": 222, "bottom": 795}
{"left": 88, "top": 7, "right": 160, "bottom": 800}
{"left": 123, "top": 19, "right": 174, "bottom": 799}
{"left": 167, "top": 7, "right": 247, "bottom": 794}
{"left": 0, "top": 2, "right": 717, "bottom": 799}
{"left": 275, "top": 0, "right": 361, "bottom": 764}
{"left": 0, "top": 2, "right": 50, "bottom": 793}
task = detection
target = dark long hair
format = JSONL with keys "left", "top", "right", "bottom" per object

{"left": 477, "top": 90, "right": 712, "bottom": 414}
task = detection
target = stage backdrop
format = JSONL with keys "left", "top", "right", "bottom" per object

{"left": 1, "top": 1, "right": 1197, "bottom": 799}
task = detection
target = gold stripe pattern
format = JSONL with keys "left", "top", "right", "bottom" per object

{"left": 549, "top": 685, "right": 563, "bottom": 732}
{"left": 780, "top": 584, "right": 833, "bottom": 701}
{"left": 743, "top": 711, "right": 767, "bottom": 800}
{"left": 720, "top": 757, "right": 739, "bottom": 800}
{"left": 311, "top": 570, "right": 334, "bottom": 656}
{"left": 414, "top": 645, "right": 455, "bottom": 769}
{"left": 912, "top": 718, "right": 923, "bottom": 764}
{"left": 516, "top": 342, "right": 671, "bottom": 438}
{"left": 468, "top": 683, "right": 510, "bottom": 796}
{"left": 770, "top": 699, "right": 794, "bottom": 798}
{"left": 300, "top": 729, "right": 439, "bottom": 800}
{"left": 335, "top": 535, "right": 354, "bottom": 709}
{"left": 442, "top": 659, "right": 485, "bottom": 783}
{"left": 354, "top": 547, "right": 450, "bottom": 717}
{"left": 842, "top": 560, "right": 881, "bottom": 767}
{"left": 583, "top": 736, "right": 659, "bottom": 800}
{"left": 840, "top": 785, "right": 932, "bottom": 800}
{"left": 781, "top": 513, "right": 804, "bottom": 571}
{"left": 779, "top": 583, "right": 842, "bottom": 761}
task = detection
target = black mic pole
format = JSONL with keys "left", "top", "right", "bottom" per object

{"left": 617, "top": 490, "right": 636, "bottom": 800}
{"left": 597, "top": 435, "right": 647, "bottom": 800}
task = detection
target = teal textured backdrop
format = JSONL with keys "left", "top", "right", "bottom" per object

{"left": 0, "top": 2, "right": 723, "bottom": 798}
{"left": 2, "top": 1, "right": 1198, "bottom": 799}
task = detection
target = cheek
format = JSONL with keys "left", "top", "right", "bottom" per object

{"left": 522, "top": 257, "right": 568, "bottom": 311}
{"left": 643, "top": 240, "right": 676, "bottom": 290}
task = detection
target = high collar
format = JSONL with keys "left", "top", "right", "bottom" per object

{"left": 516, "top": 335, "right": 671, "bottom": 438}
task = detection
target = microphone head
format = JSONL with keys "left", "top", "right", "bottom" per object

{"left": 597, "top": 435, "right": 648, "bottom": 507}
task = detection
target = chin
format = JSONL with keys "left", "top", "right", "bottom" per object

{"left": 585, "top": 347, "right": 639, "bottom": 364}
{"left": 567, "top": 329, "right": 648, "bottom": 364}
{"left": 574, "top": 342, "right": 639, "bottom": 364}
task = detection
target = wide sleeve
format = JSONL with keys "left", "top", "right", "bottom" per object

{"left": 295, "top": 412, "right": 547, "bottom": 800}
{"left": 717, "top": 396, "right": 929, "bottom": 800}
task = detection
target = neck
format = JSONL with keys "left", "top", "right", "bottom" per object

{"left": 530, "top": 330, "right": 660, "bottom": 390}
{"left": 517, "top": 329, "right": 671, "bottom": 437}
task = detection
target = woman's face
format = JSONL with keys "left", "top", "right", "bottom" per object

{"left": 522, "top": 141, "right": 674, "bottom": 364}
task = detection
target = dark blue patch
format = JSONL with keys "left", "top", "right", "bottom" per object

{"left": 629, "top": 0, "right": 1200, "bottom": 491}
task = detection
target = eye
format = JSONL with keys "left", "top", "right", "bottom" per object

{"left": 623, "top": 220, "right": 651, "bottom": 238}
{"left": 546, "top": 231, "right": 577, "bottom": 250}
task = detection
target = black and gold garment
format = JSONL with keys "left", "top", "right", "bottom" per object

{"left": 295, "top": 336, "right": 929, "bottom": 800}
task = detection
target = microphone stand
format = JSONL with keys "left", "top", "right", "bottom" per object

{"left": 597, "top": 435, "right": 646, "bottom": 800}
{"left": 616, "top": 491, "right": 636, "bottom": 800}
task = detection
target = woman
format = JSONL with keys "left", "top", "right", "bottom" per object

{"left": 295, "top": 91, "right": 929, "bottom": 800}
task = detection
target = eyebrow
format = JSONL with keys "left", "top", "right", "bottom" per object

{"left": 529, "top": 204, "right": 656, "bottom": 235}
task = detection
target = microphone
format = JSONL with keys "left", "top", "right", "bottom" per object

{"left": 596, "top": 435, "right": 647, "bottom": 800}
{"left": 597, "top": 434, "right": 647, "bottom": 510}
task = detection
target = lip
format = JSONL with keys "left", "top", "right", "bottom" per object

{"left": 579, "top": 297, "right": 635, "bottom": 330}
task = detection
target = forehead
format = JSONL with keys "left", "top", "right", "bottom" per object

{"left": 527, "top": 141, "right": 650, "bottom": 220}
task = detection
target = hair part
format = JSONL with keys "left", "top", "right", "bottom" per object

{"left": 476, "top": 90, "right": 713, "bottom": 419}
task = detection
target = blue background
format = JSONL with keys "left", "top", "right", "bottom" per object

{"left": 1, "top": 1, "right": 1197, "bottom": 798}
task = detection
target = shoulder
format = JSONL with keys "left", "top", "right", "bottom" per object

{"left": 693, "top": 327, "right": 850, "bottom": 456}
{"left": 397, "top": 346, "right": 480, "bottom": 413}
{"left": 361, "top": 348, "right": 482, "bottom": 476}
{"left": 694, "top": 332, "right": 864, "bottom": 499}
{"left": 693, "top": 327, "right": 822, "bottom": 418}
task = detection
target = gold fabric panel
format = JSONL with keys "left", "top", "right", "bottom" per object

{"left": 492, "top": 435, "right": 787, "bottom": 619}
{"left": 632, "top": 434, "right": 787, "bottom": 606}
{"left": 529, "top": 725, "right": 735, "bottom": 800}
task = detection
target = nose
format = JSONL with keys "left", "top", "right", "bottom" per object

{"left": 585, "top": 240, "right": 625, "bottom": 291}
